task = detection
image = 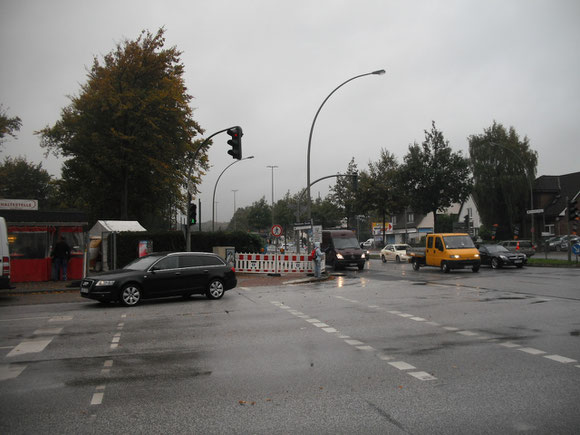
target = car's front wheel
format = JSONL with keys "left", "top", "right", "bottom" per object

{"left": 396, "top": 255, "right": 400, "bottom": 263}
{"left": 412, "top": 260, "right": 420, "bottom": 271}
{"left": 381, "top": 255, "right": 387, "bottom": 263}
{"left": 120, "top": 284, "right": 141, "bottom": 306}
{"left": 491, "top": 258, "right": 500, "bottom": 269}
{"left": 206, "top": 279, "right": 225, "bottom": 300}
{"left": 441, "top": 261, "right": 450, "bottom": 273}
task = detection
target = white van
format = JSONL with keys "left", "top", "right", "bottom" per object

{"left": 0, "top": 217, "right": 11, "bottom": 289}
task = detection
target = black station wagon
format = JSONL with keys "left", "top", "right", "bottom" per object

{"left": 80, "top": 252, "right": 237, "bottom": 306}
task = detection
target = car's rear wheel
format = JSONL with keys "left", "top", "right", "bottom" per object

{"left": 206, "top": 279, "right": 225, "bottom": 300}
{"left": 120, "top": 284, "right": 141, "bottom": 306}
{"left": 491, "top": 258, "right": 500, "bottom": 269}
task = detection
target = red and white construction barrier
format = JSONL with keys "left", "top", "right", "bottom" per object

{"left": 235, "top": 253, "right": 325, "bottom": 274}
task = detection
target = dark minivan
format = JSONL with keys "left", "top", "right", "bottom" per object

{"left": 80, "top": 252, "right": 237, "bottom": 306}
{"left": 321, "top": 230, "right": 366, "bottom": 270}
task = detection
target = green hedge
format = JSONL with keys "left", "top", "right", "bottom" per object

{"left": 115, "top": 231, "right": 263, "bottom": 268}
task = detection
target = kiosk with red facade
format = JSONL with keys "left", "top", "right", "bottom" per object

{"left": 0, "top": 210, "right": 88, "bottom": 282}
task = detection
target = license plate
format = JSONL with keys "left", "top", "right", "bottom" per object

{"left": 81, "top": 288, "right": 89, "bottom": 294}
{"left": 514, "top": 260, "right": 522, "bottom": 264}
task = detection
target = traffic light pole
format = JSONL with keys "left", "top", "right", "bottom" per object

{"left": 185, "top": 127, "right": 239, "bottom": 251}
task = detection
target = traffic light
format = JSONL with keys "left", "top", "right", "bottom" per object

{"left": 227, "top": 126, "right": 243, "bottom": 160}
{"left": 569, "top": 199, "right": 578, "bottom": 221}
{"left": 188, "top": 202, "right": 197, "bottom": 225}
{"left": 352, "top": 172, "right": 358, "bottom": 191}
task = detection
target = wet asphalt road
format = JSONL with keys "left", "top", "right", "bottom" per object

{"left": 1, "top": 261, "right": 579, "bottom": 434}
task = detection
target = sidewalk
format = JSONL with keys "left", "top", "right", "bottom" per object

{"left": 5, "top": 273, "right": 330, "bottom": 294}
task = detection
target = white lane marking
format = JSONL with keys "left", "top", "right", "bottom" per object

{"left": 110, "top": 343, "right": 118, "bottom": 350}
{"left": 543, "top": 355, "right": 577, "bottom": 364}
{"left": 0, "top": 364, "right": 27, "bottom": 381}
{"left": 113, "top": 332, "right": 121, "bottom": 338}
{"left": 0, "top": 316, "right": 51, "bottom": 323}
{"left": 388, "top": 311, "right": 402, "bottom": 314}
{"left": 280, "top": 306, "right": 291, "bottom": 310}
{"left": 457, "top": 331, "right": 479, "bottom": 336}
{"left": 100, "top": 369, "right": 110, "bottom": 375}
{"left": 239, "top": 287, "right": 250, "bottom": 291}
{"left": 306, "top": 319, "right": 321, "bottom": 323}
{"left": 33, "top": 327, "right": 63, "bottom": 335}
{"left": 121, "top": 314, "right": 127, "bottom": 318}
{"left": 49, "top": 316, "right": 73, "bottom": 322}
{"left": 313, "top": 322, "right": 329, "bottom": 328}
{"left": 368, "top": 305, "right": 380, "bottom": 308}
{"left": 389, "top": 361, "right": 416, "bottom": 371}
{"left": 499, "top": 342, "right": 521, "bottom": 348}
{"left": 296, "top": 315, "right": 310, "bottom": 319}
{"left": 111, "top": 337, "right": 120, "bottom": 343}
{"left": 410, "top": 317, "right": 426, "bottom": 322}
{"left": 408, "top": 371, "right": 437, "bottom": 381}
{"left": 338, "top": 335, "right": 350, "bottom": 339}
{"left": 398, "top": 313, "right": 414, "bottom": 318}
{"left": 90, "top": 392, "right": 104, "bottom": 405}
{"left": 104, "top": 360, "right": 113, "bottom": 368}
{"left": 117, "top": 322, "right": 125, "bottom": 327}
{"left": 344, "top": 339, "right": 364, "bottom": 346}
{"left": 518, "top": 347, "right": 546, "bottom": 355}
{"left": 356, "top": 345, "right": 375, "bottom": 351}
{"left": 426, "top": 321, "right": 440, "bottom": 326}
{"left": 0, "top": 346, "right": 13, "bottom": 349}
{"left": 322, "top": 327, "right": 338, "bottom": 333}
{"left": 443, "top": 327, "right": 459, "bottom": 331}
{"left": 7, "top": 338, "right": 53, "bottom": 357}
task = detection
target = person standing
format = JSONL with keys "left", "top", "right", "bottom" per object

{"left": 313, "top": 242, "right": 323, "bottom": 278}
{"left": 52, "top": 236, "right": 71, "bottom": 281}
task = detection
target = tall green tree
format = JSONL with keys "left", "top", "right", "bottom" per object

{"left": 0, "top": 156, "right": 55, "bottom": 207}
{"left": 0, "top": 105, "right": 22, "bottom": 148}
{"left": 311, "top": 195, "right": 343, "bottom": 229}
{"left": 246, "top": 197, "right": 272, "bottom": 232}
{"left": 329, "top": 158, "right": 359, "bottom": 228}
{"left": 468, "top": 121, "right": 538, "bottom": 239}
{"left": 37, "top": 28, "right": 206, "bottom": 228}
{"left": 358, "top": 149, "right": 406, "bottom": 244}
{"left": 400, "top": 121, "right": 472, "bottom": 230}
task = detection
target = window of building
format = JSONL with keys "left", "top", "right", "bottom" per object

{"left": 407, "top": 213, "right": 414, "bottom": 223}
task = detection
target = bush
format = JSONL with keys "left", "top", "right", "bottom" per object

{"left": 115, "top": 230, "right": 263, "bottom": 268}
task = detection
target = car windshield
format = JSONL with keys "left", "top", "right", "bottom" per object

{"left": 443, "top": 235, "right": 475, "bottom": 249}
{"left": 482, "top": 245, "right": 509, "bottom": 253}
{"left": 394, "top": 244, "right": 410, "bottom": 251}
{"left": 334, "top": 237, "right": 360, "bottom": 249}
{"left": 123, "top": 255, "right": 163, "bottom": 271}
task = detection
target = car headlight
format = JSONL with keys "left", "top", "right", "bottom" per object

{"left": 96, "top": 280, "right": 115, "bottom": 286}
{"left": 500, "top": 255, "right": 508, "bottom": 260}
{"left": 473, "top": 254, "right": 480, "bottom": 258}
{"left": 336, "top": 253, "right": 344, "bottom": 260}
{"left": 361, "top": 253, "right": 366, "bottom": 259}
{"left": 450, "top": 254, "right": 460, "bottom": 259}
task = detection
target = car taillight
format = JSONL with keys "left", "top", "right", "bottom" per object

{"left": 2, "top": 256, "right": 9, "bottom": 277}
{"left": 516, "top": 243, "right": 520, "bottom": 250}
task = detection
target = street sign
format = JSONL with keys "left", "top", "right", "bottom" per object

{"left": 294, "top": 223, "right": 311, "bottom": 231}
{"left": 271, "top": 224, "right": 283, "bottom": 237}
{"left": 572, "top": 243, "right": 580, "bottom": 256}
{"left": 526, "top": 209, "right": 544, "bottom": 215}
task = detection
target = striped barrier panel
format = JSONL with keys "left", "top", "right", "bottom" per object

{"left": 235, "top": 253, "right": 326, "bottom": 274}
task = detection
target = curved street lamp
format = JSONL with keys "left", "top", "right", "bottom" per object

{"left": 212, "top": 156, "right": 255, "bottom": 231}
{"left": 306, "top": 69, "right": 386, "bottom": 243}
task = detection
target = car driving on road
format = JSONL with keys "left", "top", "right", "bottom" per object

{"left": 80, "top": 252, "right": 236, "bottom": 306}
{"left": 380, "top": 244, "right": 411, "bottom": 263}
{"left": 478, "top": 244, "right": 526, "bottom": 269}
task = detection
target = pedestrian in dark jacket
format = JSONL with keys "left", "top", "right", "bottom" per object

{"left": 52, "top": 236, "right": 71, "bottom": 281}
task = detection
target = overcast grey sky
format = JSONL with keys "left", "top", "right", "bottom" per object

{"left": 1, "top": 0, "right": 579, "bottom": 223}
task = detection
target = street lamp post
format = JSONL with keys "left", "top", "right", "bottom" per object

{"left": 306, "top": 69, "right": 386, "bottom": 247}
{"left": 232, "top": 190, "right": 238, "bottom": 230}
{"left": 212, "top": 156, "right": 255, "bottom": 231}
{"left": 266, "top": 165, "right": 278, "bottom": 209}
